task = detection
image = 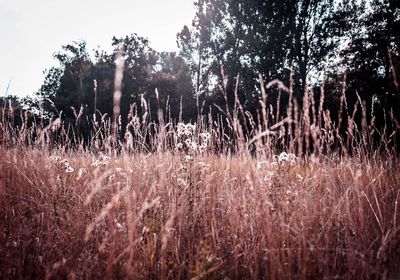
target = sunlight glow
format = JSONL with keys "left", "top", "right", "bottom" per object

{"left": 0, "top": 0, "right": 195, "bottom": 96}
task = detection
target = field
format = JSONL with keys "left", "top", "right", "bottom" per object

{"left": 1, "top": 94, "right": 400, "bottom": 279}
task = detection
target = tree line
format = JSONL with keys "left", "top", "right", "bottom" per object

{"left": 2, "top": 0, "right": 399, "bottom": 146}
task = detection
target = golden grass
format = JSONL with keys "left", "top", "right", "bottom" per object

{"left": 1, "top": 69, "right": 399, "bottom": 278}
{"left": 1, "top": 147, "right": 399, "bottom": 279}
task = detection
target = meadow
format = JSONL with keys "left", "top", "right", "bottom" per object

{"left": 1, "top": 84, "right": 399, "bottom": 279}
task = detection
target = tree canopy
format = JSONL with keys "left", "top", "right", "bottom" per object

{"left": 35, "top": 34, "right": 196, "bottom": 141}
{"left": 10, "top": 0, "right": 396, "bottom": 145}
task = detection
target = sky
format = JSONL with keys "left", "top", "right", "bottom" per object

{"left": 0, "top": 0, "right": 196, "bottom": 97}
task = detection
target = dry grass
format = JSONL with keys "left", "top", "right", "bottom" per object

{"left": 0, "top": 146, "right": 399, "bottom": 279}
{"left": 1, "top": 72, "right": 400, "bottom": 278}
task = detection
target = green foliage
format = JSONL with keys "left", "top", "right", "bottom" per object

{"left": 174, "top": 0, "right": 400, "bottom": 143}
{"left": 148, "top": 52, "right": 197, "bottom": 122}
{"left": 177, "top": 0, "right": 342, "bottom": 111}
{"left": 336, "top": 0, "right": 400, "bottom": 132}
{"left": 31, "top": 0, "right": 399, "bottom": 145}
{"left": 37, "top": 35, "right": 196, "bottom": 141}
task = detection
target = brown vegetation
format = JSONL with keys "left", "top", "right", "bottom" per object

{"left": 1, "top": 146, "right": 399, "bottom": 279}
{"left": 1, "top": 78, "right": 399, "bottom": 279}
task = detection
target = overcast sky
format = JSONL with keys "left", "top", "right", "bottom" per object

{"left": 0, "top": 0, "right": 196, "bottom": 97}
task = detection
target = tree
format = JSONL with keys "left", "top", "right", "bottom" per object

{"left": 341, "top": 0, "right": 399, "bottom": 92}
{"left": 178, "top": 0, "right": 343, "bottom": 118}
{"left": 338, "top": 0, "right": 400, "bottom": 131}
{"left": 110, "top": 34, "right": 158, "bottom": 121}
{"left": 37, "top": 40, "right": 94, "bottom": 124}
{"left": 37, "top": 35, "right": 197, "bottom": 143}
{"left": 147, "top": 52, "right": 196, "bottom": 122}
{"left": 291, "top": 0, "right": 342, "bottom": 95}
{"left": 37, "top": 36, "right": 157, "bottom": 140}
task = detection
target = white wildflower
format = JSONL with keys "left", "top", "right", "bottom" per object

{"left": 275, "top": 152, "right": 298, "bottom": 165}
{"left": 190, "top": 142, "right": 198, "bottom": 151}
{"left": 115, "top": 219, "right": 124, "bottom": 232}
{"left": 296, "top": 174, "right": 304, "bottom": 181}
{"left": 116, "top": 223, "right": 123, "bottom": 232}
{"left": 101, "top": 155, "right": 111, "bottom": 163}
{"left": 177, "top": 123, "right": 186, "bottom": 137}
{"left": 177, "top": 122, "right": 196, "bottom": 137}
{"left": 184, "top": 155, "right": 193, "bottom": 162}
{"left": 176, "top": 143, "right": 183, "bottom": 150}
{"left": 257, "top": 160, "right": 268, "bottom": 170}
{"left": 196, "top": 161, "right": 210, "bottom": 169}
{"left": 142, "top": 225, "right": 150, "bottom": 234}
{"left": 178, "top": 164, "right": 187, "bottom": 172}
{"left": 200, "top": 132, "right": 211, "bottom": 140}
{"left": 277, "top": 152, "right": 289, "bottom": 163}
{"left": 184, "top": 138, "right": 191, "bottom": 147}
{"left": 92, "top": 155, "right": 111, "bottom": 167}
{"left": 198, "top": 144, "right": 206, "bottom": 152}
{"left": 50, "top": 155, "right": 61, "bottom": 162}
{"left": 65, "top": 166, "right": 74, "bottom": 173}
{"left": 59, "top": 159, "right": 69, "bottom": 166}
{"left": 263, "top": 171, "right": 274, "bottom": 182}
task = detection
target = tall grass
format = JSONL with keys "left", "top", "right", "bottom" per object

{"left": 0, "top": 75, "right": 399, "bottom": 279}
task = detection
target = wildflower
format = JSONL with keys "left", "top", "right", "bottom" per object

{"left": 115, "top": 167, "right": 126, "bottom": 177}
{"left": 101, "top": 155, "right": 111, "bottom": 163}
{"left": 277, "top": 152, "right": 289, "bottom": 163}
{"left": 176, "top": 143, "right": 183, "bottom": 150}
{"left": 116, "top": 222, "right": 123, "bottom": 232}
{"left": 257, "top": 160, "right": 268, "bottom": 170}
{"left": 196, "top": 132, "right": 211, "bottom": 152}
{"left": 200, "top": 132, "right": 211, "bottom": 140}
{"left": 184, "top": 129, "right": 192, "bottom": 137}
{"left": 65, "top": 166, "right": 74, "bottom": 173}
{"left": 263, "top": 171, "right": 274, "bottom": 182}
{"left": 50, "top": 155, "right": 61, "bottom": 162}
{"left": 185, "top": 124, "right": 196, "bottom": 136}
{"left": 59, "top": 159, "right": 69, "bottom": 166}
{"left": 184, "top": 138, "right": 191, "bottom": 147}
{"left": 177, "top": 178, "right": 186, "bottom": 186}
{"left": 190, "top": 142, "right": 198, "bottom": 151}
{"left": 177, "top": 123, "right": 186, "bottom": 137}
{"left": 178, "top": 164, "right": 187, "bottom": 172}
{"left": 92, "top": 155, "right": 111, "bottom": 167}
{"left": 275, "top": 152, "right": 298, "bottom": 165}
{"left": 177, "top": 122, "right": 196, "bottom": 137}
{"left": 184, "top": 155, "right": 193, "bottom": 162}
{"left": 296, "top": 174, "right": 304, "bottom": 181}
{"left": 198, "top": 145, "right": 206, "bottom": 153}
{"left": 142, "top": 226, "right": 150, "bottom": 234}
{"left": 52, "top": 156, "right": 74, "bottom": 173}
{"left": 196, "top": 161, "right": 210, "bottom": 169}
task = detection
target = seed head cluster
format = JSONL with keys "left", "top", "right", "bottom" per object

{"left": 176, "top": 122, "right": 211, "bottom": 153}
{"left": 51, "top": 155, "right": 74, "bottom": 173}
